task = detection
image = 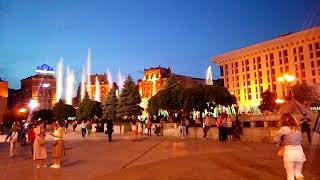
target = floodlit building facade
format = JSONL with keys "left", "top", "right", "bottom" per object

{"left": 0, "top": 79, "right": 8, "bottom": 122}
{"left": 212, "top": 26, "right": 320, "bottom": 113}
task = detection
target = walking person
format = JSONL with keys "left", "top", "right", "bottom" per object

{"left": 105, "top": 120, "right": 114, "bottom": 142}
{"left": 226, "top": 115, "right": 234, "bottom": 142}
{"left": 234, "top": 116, "right": 242, "bottom": 141}
{"left": 72, "top": 121, "right": 77, "bottom": 134}
{"left": 33, "top": 121, "right": 47, "bottom": 168}
{"left": 202, "top": 115, "right": 210, "bottom": 139}
{"left": 180, "top": 118, "right": 187, "bottom": 139}
{"left": 50, "top": 121, "right": 65, "bottom": 168}
{"left": 80, "top": 121, "right": 87, "bottom": 138}
{"left": 147, "top": 117, "right": 152, "bottom": 136}
{"left": 300, "top": 114, "right": 311, "bottom": 144}
{"left": 274, "top": 113, "right": 306, "bottom": 180}
{"left": 64, "top": 120, "right": 68, "bottom": 134}
{"left": 87, "top": 120, "right": 92, "bottom": 136}
{"left": 130, "top": 118, "right": 138, "bottom": 141}
{"left": 185, "top": 117, "right": 190, "bottom": 137}
{"left": 9, "top": 122, "right": 19, "bottom": 158}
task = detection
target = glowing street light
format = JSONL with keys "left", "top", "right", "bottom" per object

{"left": 28, "top": 99, "right": 39, "bottom": 110}
{"left": 277, "top": 77, "right": 284, "bottom": 82}
{"left": 18, "top": 108, "right": 27, "bottom": 113}
{"left": 275, "top": 98, "right": 285, "bottom": 104}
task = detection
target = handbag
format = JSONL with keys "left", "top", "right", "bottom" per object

{"left": 277, "top": 146, "right": 284, "bottom": 157}
{"left": 37, "top": 136, "right": 46, "bottom": 146}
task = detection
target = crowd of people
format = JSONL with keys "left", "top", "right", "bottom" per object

{"left": 4, "top": 120, "right": 65, "bottom": 169}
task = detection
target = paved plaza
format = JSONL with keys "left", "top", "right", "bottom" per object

{"left": 0, "top": 132, "right": 319, "bottom": 180}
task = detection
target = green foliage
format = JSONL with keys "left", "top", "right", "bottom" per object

{"left": 32, "top": 109, "right": 53, "bottom": 124}
{"left": 291, "top": 83, "right": 319, "bottom": 105}
{"left": 103, "top": 87, "right": 118, "bottom": 120}
{"left": 146, "top": 93, "right": 159, "bottom": 116}
{"left": 117, "top": 75, "right": 143, "bottom": 119}
{"left": 259, "top": 90, "right": 277, "bottom": 112}
{"left": 53, "top": 99, "right": 76, "bottom": 121}
{"left": 165, "top": 74, "right": 182, "bottom": 89}
{"left": 77, "top": 98, "right": 102, "bottom": 120}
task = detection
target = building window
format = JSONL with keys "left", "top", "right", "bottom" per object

{"left": 246, "top": 67, "right": 249, "bottom": 71}
{"left": 247, "top": 81, "right": 251, "bottom": 85}
{"left": 309, "top": 44, "right": 313, "bottom": 51}
{"left": 283, "top": 50, "right": 288, "bottom": 56}
{"left": 301, "top": 71, "right": 306, "bottom": 78}
{"left": 270, "top": 53, "right": 274, "bottom": 59}
{"left": 260, "top": 86, "right": 263, "bottom": 92}
{"left": 293, "top": 48, "right": 296, "bottom": 54}
{"left": 284, "top": 58, "right": 288, "bottom": 64}
{"left": 310, "top": 53, "right": 314, "bottom": 59}
{"left": 313, "top": 79, "right": 316, "bottom": 84}
{"left": 280, "top": 67, "right": 283, "bottom": 73}
{"left": 273, "top": 84, "right": 277, "bottom": 91}
{"left": 300, "top": 63, "right": 305, "bottom": 69}
{"left": 245, "top": 59, "right": 249, "bottom": 65}
{"left": 279, "top": 59, "right": 283, "bottom": 65}
{"left": 248, "top": 95, "right": 252, "bottom": 100}
{"left": 300, "top": 55, "right": 304, "bottom": 60}
{"left": 271, "top": 60, "right": 274, "bottom": 66}
{"left": 315, "top": 42, "right": 320, "bottom": 49}
{"left": 248, "top": 88, "right": 251, "bottom": 93}
{"left": 312, "top": 70, "right": 315, "bottom": 76}
{"left": 311, "top": 61, "right": 315, "bottom": 68}
{"left": 299, "top": 46, "right": 303, "bottom": 53}
{"left": 285, "top": 66, "right": 289, "bottom": 73}
{"left": 316, "top": 51, "right": 320, "bottom": 58}
{"left": 318, "top": 60, "right": 320, "bottom": 67}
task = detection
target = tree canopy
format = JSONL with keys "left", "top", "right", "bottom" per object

{"left": 53, "top": 99, "right": 76, "bottom": 121}
{"left": 291, "top": 83, "right": 319, "bottom": 105}
{"left": 102, "top": 87, "right": 118, "bottom": 120}
{"left": 259, "top": 90, "right": 277, "bottom": 112}
{"left": 76, "top": 95, "right": 102, "bottom": 120}
{"left": 32, "top": 109, "right": 54, "bottom": 124}
{"left": 117, "top": 75, "right": 143, "bottom": 119}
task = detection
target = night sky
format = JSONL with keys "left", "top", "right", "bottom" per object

{"left": 1, "top": 0, "right": 319, "bottom": 89}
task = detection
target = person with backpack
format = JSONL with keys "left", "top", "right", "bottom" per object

{"left": 300, "top": 114, "right": 311, "bottom": 144}
{"left": 72, "top": 121, "right": 77, "bottom": 134}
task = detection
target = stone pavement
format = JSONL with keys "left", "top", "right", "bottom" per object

{"left": 0, "top": 132, "right": 319, "bottom": 180}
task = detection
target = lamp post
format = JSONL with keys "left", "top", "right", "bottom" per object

{"left": 277, "top": 74, "right": 295, "bottom": 99}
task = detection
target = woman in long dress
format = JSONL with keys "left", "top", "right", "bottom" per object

{"left": 33, "top": 121, "right": 47, "bottom": 168}
{"left": 50, "top": 121, "right": 65, "bottom": 168}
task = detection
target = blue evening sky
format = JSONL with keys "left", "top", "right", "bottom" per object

{"left": 0, "top": 0, "right": 319, "bottom": 89}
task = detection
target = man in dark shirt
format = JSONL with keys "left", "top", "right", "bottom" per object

{"left": 300, "top": 114, "right": 311, "bottom": 144}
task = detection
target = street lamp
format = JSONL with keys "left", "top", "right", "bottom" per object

{"left": 277, "top": 74, "right": 296, "bottom": 98}
{"left": 28, "top": 99, "right": 39, "bottom": 110}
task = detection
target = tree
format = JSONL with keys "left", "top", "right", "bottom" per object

{"left": 53, "top": 99, "right": 76, "bottom": 121}
{"left": 32, "top": 109, "right": 53, "bottom": 124}
{"left": 103, "top": 87, "right": 118, "bottom": 120}
{"left": 165, "top": 74, "right": 182, "bottom": 89}
{"left": 77, "top": 92, "right": 102, "bottom": 120}
{"left": 146, "top": 93, "right": 159, "bottom": 116}
{"left": 117, "top": 75, "right": 143, "bottom": 119}
{"left": 259, "top": 90, "right": 277, "bottom": 112}
{"left": 291, "top": 83, "right": 319, "bottom": 105}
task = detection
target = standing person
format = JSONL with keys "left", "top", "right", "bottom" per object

{"left": 50, "top": 121, "right": 65, "bottom": 168}
{"left": 87, "top": 120, "right": 92, "bottom": 136}
{"left": 226, "top": 116, "right": 234, "bottom": 142}
{"left": 216, "top": 114, "right": 224, "bottom": 141}
{"left": 137, "top": 119, "right": 143, "bottom": 141}
{"left": 80, "top": 121, "right": 87, "bottom": 138}
{"left": 274, "top": 113, "right": 306, "bottom": 180}
{"left": 185, "top": 117, "right": 190, "bottom": 137}
{"left": 105, "top": 120, "right": 114, "bottom": 142}
{"left": 234, "top": 116, "right": 242, "bottom": 141}
{"left": 9, "top": 122, "right": 19, "bottom": 158}
{"left": 130, "top": 118, "right": 138, "bottom": 141}
{"left": 315, "top": 111, "right": 320, "bottom": 133}
{"left": 33, "top": 121, "right": 47, "bottom": 168}
{"left": 180, "top": 118, "right": 187, "bottom": 139}
{"left": 202, "top": 115, "right": 210, "bottom": 139}
{"left": 72, "top": 121, "right": 77, "bottom": 135}
{"left": 147, "top": 117, "right": 152, "bottom": 136}
{"left": 27, "top": 124, "right": 36, "bottom": 156}
{"left": 300, "top": 114, "right": 311, "bottom": 144}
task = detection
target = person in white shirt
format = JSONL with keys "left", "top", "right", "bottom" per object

{"left": 80, "top": 121, "right": 87, "bottom": 138}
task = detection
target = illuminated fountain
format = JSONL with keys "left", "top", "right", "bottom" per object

{"left": 107, "top": 68, "right": 113, "bottom": 89}
{"left": 80, "top": 66, "right": 86, "bottom": 101}
{"left": 117, "top": 69, "right": 124, "bottom": 91}
{"left": 94, "top": 76, "right": 101, "bottom": 102}
{"left": 86, "top": 48, "right": 91, "bottom": 99}
{"left": 65, "top": 66, "right": 75, "bottom": 105}
{"left": 206, "top": 66, "right": 213, "bottom": 85}
{"left": 56, "top": 58, "right": 64, "bottom": 101}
